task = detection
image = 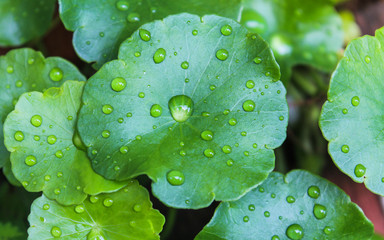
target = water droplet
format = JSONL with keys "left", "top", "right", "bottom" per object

{"left": 15, "top": 80, "right": 23, "bottom": 88}
{"left": 44, "top": 175, "right": 51, "bottom": 181}
{"left": 133, "top": 204, "right": 142, "bottom": 212}
{"left": 202, "top": 112, "right": 210, "bottom": 117}
{"left": 148, "top": 104, "right": 163, "bottom": 118}
{"left": 14, "top": 131, "right": 24, "bottom": 141}
{"left": 114, "top": 166, "right": 120, "bottom": 171}
{"left": 223, "top": 109, "right": 230, "bottom": 115}
{"left": 54, "top": 188, "right": 61, "bottom": 195}
{"left": 286, "top": 196, "right": 295, "bottom": 203}
{"left": 229, "top": 118, "right": 237, "bottom": 126}
{"left": 201, "top": 130, "right": 213, "bottom": 141}
{"left": 243, "top": 216, "right": 249, "bottom": 222}
{"left": 25, "top": 155, "right": 37, "bottom": 166}
{"left": 253, "top": 57, "right": 262, "bottom": 64}
{"left": 43, "top": 204, "right": 50, "bottom": 210}
{"left": 139, "top": 29, "right": 151, "bottom": 41}
{"left": 168, "top": 95, "right": 193, "bottom": 122}
{"left": 204, "top": 149, "right": 215, "bottom": 158}
{"left": 102, "top": 130, "right": 110, "bottom": 138}
{"left": 351, "top": 96, "right": 360, "bottom": 106}
{"left": 192, "top": 30, "right": 198, "bottom": 36}
{"left": 103, "top": 198, "right": 114, "bottom": 207}
{"left": 180, "top": 61, "right": 189, "bottom": 69}
{"left": 209, "top": 85, "right": 216, "bottom": 91}
{"left": 246, "top": 80, "right": 255, "bottom": 89}
{"left": 179, "top": 150, "right": 186, "bottom": 157}
{"left": 47, "top": 135, "right": 57, "bottom": 145}
{"left": 259, "top": 187, "right": 265, "bottom": 192}
{"left": 243, "top": 100, "right": 255, "bottom": 112}
{"left": 134, "top": 51, "right": 141, "bottom": 57}
{"left": 31, "top": 115, "right": 42, "bottom": 127}
{"left": 341, "top": 145, "right": 349, "bottom": 153}
{"left": 279, "top": 116, "right": 284, "bottom": 121}
{"left": 216, "top": 49, "right": 229, "bottom": 61}
{"left": 102, "top": 104, "right": 114, "bottom": 114}
{"left": 264, "top": 211, "right": 270, "bottom": 217}
{"left": 342, "top": 108, "right": 348, "bottom": 114}
{"left": 127, "top": 13, "right": 140, "bottom": 22}
{"left": 138, "top": 92, "right": 145, "bottom": 98}
{"left": 127, "top": 112, "right": 132, "bottom": 117}
{"left": 222, "top": 145, "right": 232, "bottom": 154}
{"left": 57, "top": 172, "right": 63, "bottom": 178}
{"left": 51, "top": 226, "right": 62, "bottom": 238}
{"left": 220, "top": 25, "right": 232, "bottom": 36}
{"left": 49, "top": 68, "right": 63, "bottom": 82}
{"left": 354, "top": 164, "right": 366, "bottom": 177}
{"left": 365, "top": 55, "right": 371, "bottom": 63}
{"left": 111, "top": 77, "right": 126, "bottom": 92}
{"left": 167, "top": 170, "right": 185, "bottom": 186}
{"left": 90, "top": 196, "right": 99, "bottom": 203}
{"left": 286, "top": 224, "right": 304, "bottom": 240}
{"left": 116, "top": 0, "right": 129, "bottom": 11}
{"left": 6, "top": 66, "right": 14, "bottom": 73}
{"left": 272, "top": 235, "right": 280, "bottom": 240}
{"left": 120, "top": 146, "right": 129, "bottom": 154}
{"left": 241, "top": 131, "right": 247, "bottom": 136}
{"left": 307, "top": 186, "right": 320, "bottom": 199}
{"left": 226, "top": 159, "right": 234, "bottom": 167}
{"left": 248, "top": 204, "right": 255, "bottom": 211}
{"left": 75, "top": 205, "right": 85, "bottom": 214}
{"left": 313, "top": 204, "right": 327, "bottom": 219}
{"left": 323, "top": 226, "right": 332, "bottom": 235}
{"left": 153, "top": 48, "right": 166, "bottom": 63}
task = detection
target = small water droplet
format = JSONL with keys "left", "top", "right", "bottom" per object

{"left": 307, "top": 186, "right": 320, "bottom": 199}
{"left": 133, "top": 204, "right": 142, "bottom": 212}
{"left": 220, "top": 25, "right": 232, "bottom": 36}
{"left": 201, "top": 130, "right": 213, "bottom": 141}
{"left": 248, "top": 204, "right": 255, "bottom": 211}
{"left": 120, "top": 146, "right": 129, "bottom": 154}
{"left": 14, "top": 131, "right": 24, "bottom": 141}
{"left": 264, "top": 211, "right": 270, "bottom": 217}
{"left": 111, "top": 77, "right": 126, "bottom": 92}
{"left": 102, "top": 130, "right": 110, "bottom": 138}
{"left": 354, "top": 164, "right": 366, "bottom": 177}
{"left": 75, "top": 205, "right": 85, "bottom": 214}
{"left": 204, "top": 149, "right": 215, "bottom": 158}
{"left": 323, "top": 226, "right": 332, "bottom": 235}
{"left": 246, "top": 80, "right": 255, "bottom": 89}
{"left": 138, "top": 92, "right": 145, "bottom": 98}
{"left": 139, "top": 29, "right": 151, "bottom": 41}
{"left": 216, "top": 49, "right": 229, "bottom": 61}
{"left": 243, "top": 100, "right": 255, "bottom": 112}
{"left": 43, "top": 204, "right": 50, "bottom": 210}
{"left": 241, "top": 131, "right": 247, "bottom": 136}
{"left": 167, "top": 170, "right": 185, "bottom": 186}
{"left": 243, "top": 216, "right": 249, "bottom": 222}
{"left": 253, "top": 57, "right": 262, "bottom": 64}
{"left": 229, "top": 118, "right": 237, "bottom": 126}
{"left": 47, "top": 135, "right": 57, "bottom": 145}
{"left": 286, "top": 224, "right": 304, "bottom": 240}
{"left": 54, "top": 188, "right": 61, "bottom": 195}
{"left": 31, "top": 115, "right": 42, "bottom": 127}
{"left": 25, "top": 155, "right": 37, "bottom": 166}
{"left": 153, "top": 48, "right": 166, "bottom": 63}
{"left": 6, "top": 66, "right": 14, "bottom": 73}
{"left": 127, "top": 13, "right": 140, "bottom": 22}
{"left": 51, "top": 226, "right": 62, "bottom": 238}
{"left": 192, "top": 29, "right": 198, "bottom": 36}
{"left": 15, "top": 80, "right": 23, "bottom": 88}
{"left": 313, "top": 204, "right": 327, "bottom": 219}
{"left": 272, "top": 235, "right": 280, "bottom": 240}
{"left": 49, "top": 68, "right": 63, "bottom": 82}
{"left": 44, "top": 175, "right": 51, "bottom": 181}
{"left": 342, "top": 108, "right": 348, "bottom": 114}
{"left": 351, "top": 96, "right": 360, "bottom": 106}
{"left": 116, "top": 1, "right": 129, "bottom": 11}
{"left": 103, "top": 198, "right": 114, "bottom": 207}
{"left": 341, "top": 145, "right": 349, "bottom": 153}
{"left": 365, "top": 55, "right": 371, "bottom": 63}
{"left": 149, "top": 104, "right": 162, "bottom": 118}
{"left": 222, "top": 145, "right": 232, "bottom": 154}
{"left": 57, "top": 172, "right": 63, "bottom": 178}
{"left": 226, "top": 159, "right": 234, "bottom": 166}
{"left": 90, "top": 196, "right": 99, "bottom": 203}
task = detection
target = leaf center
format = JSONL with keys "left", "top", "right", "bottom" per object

{"left": 168, "top": 95, "right": 194, "bottom": 123}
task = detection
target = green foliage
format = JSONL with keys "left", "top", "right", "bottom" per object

{"left": 0, "top": 48, "right": 85, "bottom": 169}
{"left": 0, "top": 222, "right": 23, "bottom": 240}
{"left": 58, "top": 0, "right": 242, "bottom": 68}
{"left": 3, "top": 81, "right": 127, "bottom": 205}
{"left": 0, "top": 0, "right": 55, "bottom": 46}
{"left": 77, "top": 13, "right": 288, "bottom": 209}
{"left": 240, "top": 0, "right": 343, "bottom": 81}
{"left": 196, "top": 170, "right": 374, "bottom": 240}
{"left": 320, "top": 27, "right": 384, "bottom": 196}
{"left": 28, "top": 180, "right": 165, "bottom": 240}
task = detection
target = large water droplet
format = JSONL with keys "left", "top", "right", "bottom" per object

{"left": 14, "top": 131, "right": 24, "bottom": 141}
{"left": 47, "top": 135, "right": 57, "bottom": 145}
{"left": 286, "top": 196, "right": 295, "bottom": 203}
{"left": 243, "top": 100, "right": 255, "bottom": 112}
{"left": 307, "top": 186, "right": 320, "bottom": 199}
{"left": 286, "top": 224, "right": 304, "bottom": 240}
{"left": 222, "top": 145, "right": 232, "bottom": 154}
{"left": 181, "top": 61, "right": 189, "bottom": 69}
{"left": 102, "top": 104, "right": 114, "bottom": 114}
{"left": 153, "top": 48, "right": 166, "bottom": 64}
{"left": 150, "top": 104, "right": 162, "bottom": 117}
{"left": 25, "top": 155, "right": 37, "bottom": 166}
{"left": 201, "top": 130, "right": 213, "bottom": 141}
{"left": 216, "top": 49, "right": 229, "bottom": 61}
{"left": 111, "top": 77, "right": 126, "bottom": 92}
{"left": 167, "top": 170, "right": 185, "bottom": 186}
{"left": 51, "top": 226, "right": 62, "bottom": 238}
{"left": 228, "top": 118, "right": 237, "bottom": 126}
{"left": 168, "top": 95, "right": 193, "bottom": 122}
{"left": 313, "top": 204, "right": 327, "bottom": 219}
{"left": 204, "top": 149, "right": 215, "bottom": 158}
{"left": 246, "top": 80, "right": 255, "bottom": 89}
{"left": 220, "top": 25, "right": 232, "bottom": 36}
{"left": 49, "top": 68, "right": 63, "bottom": 82}
{"left": 139, "top": 29, "right": 151, "bottom": 41}
{"left": 351, "top": 96, "right": 360, "bottom": 106}
{"left": 354, "top": 164, "right": 366, "bottom": 177}
{"left": 31, "top": 115, "right": 42, "bottom": 127}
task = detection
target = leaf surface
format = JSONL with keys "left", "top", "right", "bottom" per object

{"left": 320, "top": 27, "right": 384, "bottom": 196}
{"left": 196, "top": 170, "right": 374, "bottom": 240}
{"left": 78, "top": 13, "right": 288, "bottom": 208}
{"left": 28, "top": 180, "right": 165, "bottom": 240}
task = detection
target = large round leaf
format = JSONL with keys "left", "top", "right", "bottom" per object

{"left": 0, "top": 0, "right": 55, "bottom": 46}
{"left": 240, "top": 0, "right": 343, "bottom": 81}
{"left": 196, "top": 170, "right": 373, "bottom": 240}
{"left": 3, "top": 81, "right": 127, "bottom": 205}
{"left": 319, "top": 27, "right": 384, "bottom": 196}
{"left": 0, "top": 48, "right": 86, "bottom": 169}
{"left": 58, "top": 0, "right": 242, "bottom": 68}
{"left": 28, "top": 180, "right": 165, "bottom": 240}
{"left": 78, "top": 13, "right": 288, "bottom": 208}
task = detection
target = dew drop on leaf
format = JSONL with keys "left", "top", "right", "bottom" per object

{"left": 116, "top": 1, "right": 129, "bottom": 11}
{"left": 248, "top": 204, "right": 255, "bottom": 211}
{"left": 127, "top": 13, "right": 140, "bottom": 23}
{"left": 228, "top": 118, "right": 237, "bottom": 126}
{"left": 323, "top": 226, "right": 332, "bottom": 235}
{"left": 111, "top": 77, "right": 127, "bottom": 92}
{"left": 49, "top": 68, "right": 63, "bottom": 82}
{"left": 102, "top": 130, "right": 110, "bottom": 138}
{"left": 201, "top": 130, "right": 214, "bottom": 141}
{"left": 139, "top": 29, "right": 151, "bottom": 41}
{"left": 364, "top": 55, "right": 371, "bottom": 63}
{"left": 31, "top": 115, "right": 42, "bottom": 127}
{"left": 150, "top": 104, "right": 162, "bottom": 117}
{"left": 166, "top": 170, "right": 185, "bottom": 186}
{"left": 168, "top": 95, "right": 193, "bottom": 122}
{"left": 153, "top": 48, "right": 166, "bottom": 63}
{"left": 102, "top": 104, "right": 114, "bottom": 114}
{"left": 133, "top": 204, "right": 142, "bottom": 212}
{"left": 6, "top": 65, "right": 14, "bottom": 73}
{"left": 43, "top": 204, "right": 50, "bottom": 210}
{"left": 120, "top": 146, "right": 129, "bottom": 154}
{"left": 286, "top": 224, "right": 304, "bottom": 240}
{"left": 90, "top": 196, "right": 99, "bottom": 203}
{"left": 313, "top": 204, "right": 327, "bottom": 219}
{"left": 307, "top": 186, "right": 320, "bottom": 199}
{"left": 25, "top": 155, "right": 37, "bottom": 166}
{"left": 103, "top": 198, "right": 114, "bottom": 207}
{"left": 286, "top": 196, "right": 295, "bottom": 203}
{"left": 226, "top": 159, "right": 234, "bottom": 167}
{"left": 14, "top": 131, "right": 24, "bottom": 141}
{"left": 181, "top": 61, "right": 189, "bottom": 69}
{"left": 51, "top": 226, "right": 62, "bottom": 238}
{"left": 354, "top": 164, "right": 366, "bottom": 178}
{"left": 272, "top": 235, "right": 280, "bottom": 240}
{"left": 216, "top": 49, "right": 229, "bottom": 61}
{"left": 47, "top": 135, "right": 57, "bottom": 145}
{"left": 242, "top": 100, "right": 256, "bottom": 112}
{"left": 351, "top": 96, "right": 360, "bottom": 106}
{"left": 220, "top": 24, "right": 232, "bottom": 36}
{"left": 222, "top": 145, "right": 232, "bottom": 154}
{"left": 341, "top": 145, "right": 349, "bottom": 153}
{"left": 74, "top": 205, "right": 85, "bottom": 214}
{"left": 204, "top": 149, "right": 215, "bottom": 158}
{"left": 243, "top": 216, "right": 249, "bottom": 222}
{"left": 246, "top": 80, "right": 255, "bottom": 89}
{"left": 253, "top": 57, "right": 262, "bottom": 64}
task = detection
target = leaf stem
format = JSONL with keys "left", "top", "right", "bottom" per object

{"left": 160, "top": 208, "right": 178, "bottom": 240}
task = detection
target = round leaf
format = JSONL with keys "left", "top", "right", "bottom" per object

{"left": 0, "top": 48, "right": 86, "bottom": 169}
{"left": 240, "top": 0, "right": 343, "bottom": 81}
{"left": 196, "top": 170, "right": 374, "bottom": 240}
{"left": 28, "top": 180, "right": 165, "bottom": 240}
{"left": 78, "top": 13, "right": 288, "bottom": 208}
{"left": 319, "top": 27, "right": 384, "bottom": 196}
{"left": 0, "top": 0, "right": 55, "bottom": 46}
{"left": 58, "top": 0, "right": 242, "bottom": 68}
{"left": 4, "top": 81, "right": 127, "bottom": 205}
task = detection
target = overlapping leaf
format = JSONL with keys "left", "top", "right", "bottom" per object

{"left": 0, "top": 48, "right": 86, "bottom": 169}
{"left": 320, "top": 27, "right": 384, "bottom": 196}
{"left": 28, "top": 180, "right": 165, "bottom": 240}
{"left": 196, "top": 170, "right": 373, "bottom": 240}
{"left": 0, "top": 0, "right": 55, "bottom": 46}
{"left": 58, "top": 0, "right": 242, "bottom": 68}
{"left": 240, "top": 0, "right": 343, "bottom": 81}
{"left": 78, "top": 13, "right": 288, "bottom": 208}
{"left": 4, "top": 81, "right": 126, "bottom": 205}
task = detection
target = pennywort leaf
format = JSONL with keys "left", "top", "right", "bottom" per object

{"left": 58, "top": 0, "right": 242, "bottom": 68}
{"left": 320, "top": 27, "right": 384, "bottom": 196}
{"left": 78, "top": 13, "right": 288, "bottom": 208}
{"left": 28, "top": 180, "right": 165, "bottom": 240}
{"left": 196, "top": 170, "right": 374, "bottom": 240}
{"left": 0, "top": 48, "right": 86, "bottom": 169}
{"left": 3, "top": 81, "right": 126, "bottom": 205}
{"left": 240, "top": 0, "right": 343, "bottom": 81}
{"left": 0, "top": 0, "right": 55, "bottom": 46}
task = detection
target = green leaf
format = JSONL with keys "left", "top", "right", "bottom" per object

{"left": 0, "top": 0, "right": 55, "bottom": 46}
{"left": 58, "top": 0, "right": 242, "bottom": 68}
{"left": 196, "top": 170, "right": 374, "bottom": 240}
{"left": 0, "top": 48, "right": 86, "bottom": 169}
{"left": 78, "top": 13, "right": 288, "bottom": 208}
{"left": 319, "top": 27, "right": 384, "bottom": 196}
{"left": 3, "top": 81, "right": 127, "bottom": 205}
{"left": 2, "top": 160, "right": 21, "bottom": 187}
{"left": 28, "top": 180, "right": 165, "bottom": 240}
{"left": 0, "top": 222, "right": 23, "bottom": 240}
{"left": 240, "top": 0, "right": 343, "bottom": 81}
